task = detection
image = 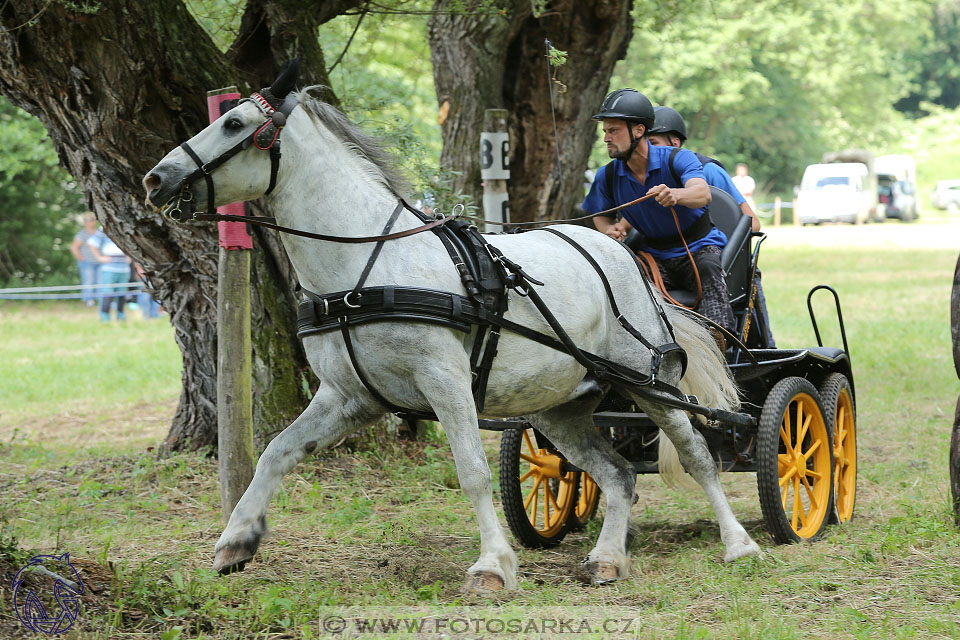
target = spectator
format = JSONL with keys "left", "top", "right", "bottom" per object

{"left": 70, "top": 212, "right": 100, "bottom": 307}
{"left": 731, "top": 163, "right": 756, "bottom": 210}
{"left": 87, "top": 230, "right": 132, "bottom": 322}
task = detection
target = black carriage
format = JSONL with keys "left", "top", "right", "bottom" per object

{"left": 480, "top": 187, "right": 858, "bottom": 548}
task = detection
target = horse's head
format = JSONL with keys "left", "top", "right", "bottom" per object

{"left": 143, "top": 60, "right": 300, "bottom": 222}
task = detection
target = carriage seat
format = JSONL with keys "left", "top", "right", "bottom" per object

{"left": 624, "top": 186, "right": 753, "bottom": 310}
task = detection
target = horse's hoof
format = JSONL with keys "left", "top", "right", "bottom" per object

{"left": 582, "top": 560, "right": 621, "bottom": 586}
{"left": 723, "top": 537, "right": 761, "bottom": 563}
{"left": 213, "top": 545, "right": 255, "bottom": 575}
{"left": 462, "top": 571, "right": 505, "bottom": 594}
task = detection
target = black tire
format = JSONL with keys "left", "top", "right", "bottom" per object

{"left": 820, "top": 374, "right": 857, "bottom": 525}
{"left": 500, "top": 427, "right": 579, "bottom": 549}
{"left": 757, "top": 377, "right": 835, "bottom": 544}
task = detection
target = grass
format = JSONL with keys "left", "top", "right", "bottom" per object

{"left": 2, "top": 222, "right": 960, "bottom": 638}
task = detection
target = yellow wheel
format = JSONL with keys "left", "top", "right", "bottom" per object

{"left": 757, "top": 377, "right": 835, "bottom": 543}
{"left": 500, "top": 427, "right": 578, "bottom": 548}
{"left": 821, "top": 374, "right": 857, "bottom": 523}
{"left": 567, "top": 472, "right": 600, "bottom": 532}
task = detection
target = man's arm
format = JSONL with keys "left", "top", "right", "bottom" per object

{"left": 740, "top": 201, "right": 761, "bottom": 232}
{"left": 647, "top": 177, "right": 711, "bottom": 208}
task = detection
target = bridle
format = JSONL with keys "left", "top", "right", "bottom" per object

{"left": 158, "top": 89, "right": 458, "bottom": 245}
{"left": 161, "top": 90, "right": 299, "bottom": 224}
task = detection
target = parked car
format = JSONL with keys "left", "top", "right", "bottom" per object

{"left": 877, "top": 176, "right": 918, "bottom": 221}
{"left": 933, "top": 180, "right": 960, "bottom": 211}
{"left": 875, "top": 154, "right": 918, "bottom": 221}
{"left": 796, "top": 162, "right": 875, "bottom": 225}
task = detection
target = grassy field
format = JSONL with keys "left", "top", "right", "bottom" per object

{"left": 1, "top": 220, "right": 960, "bottom": 639}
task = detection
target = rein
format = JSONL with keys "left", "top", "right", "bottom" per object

{"left": 192, "top": 209, "right": 456, "bottom": 244}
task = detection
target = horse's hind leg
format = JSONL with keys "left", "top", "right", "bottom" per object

{"left": 527, "top": 385, "right": 636, "bottom": 585}
{"left": 637, "top": 400, "right": 760, "bottom": 562}
{"left": 212, "top": 385, "right": 379, "bottom": 574}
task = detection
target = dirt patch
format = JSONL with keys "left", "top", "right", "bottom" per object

{"left": 0, "top": 399, "right": 175, "bottom": 449}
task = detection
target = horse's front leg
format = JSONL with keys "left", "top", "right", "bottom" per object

{"left": 212, "top": 385, "right": 378, "bottom": 574}
{"left": 428, "top": 380, "right": 518, "bottom": 593}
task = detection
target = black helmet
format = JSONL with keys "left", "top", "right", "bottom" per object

{"left": 648, "top": 106, "right": 688, "bottom": 142}
{"left": 593, "top": 89, "right": 655, "bottom": 129}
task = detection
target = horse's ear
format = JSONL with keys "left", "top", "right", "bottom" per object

{"left": 269, "top": 58, "right": 300, "bottom": 100}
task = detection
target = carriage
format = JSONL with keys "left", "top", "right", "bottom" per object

{"left": 479, "top": 186, "right": 858, "bottom": 549}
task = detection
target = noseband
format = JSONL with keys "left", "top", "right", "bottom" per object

{"left": 162, "top": 91, "right": 299, "bottom": 223}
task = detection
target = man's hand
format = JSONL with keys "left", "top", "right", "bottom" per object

{"left": 647, "top": 184, "right": 679, "bottom": 207}
{"left": 603, "top": 221, "right": 629, "bottom": 241}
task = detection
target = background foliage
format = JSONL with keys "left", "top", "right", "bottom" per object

{"left": 0, "top": 98, "right": 87, "bottom": 286}
{"left": 3, "top": 0, "right": 960, "bottom": 286}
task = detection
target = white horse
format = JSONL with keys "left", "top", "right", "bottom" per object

{"left": 143, "top": 66, "right": 759, "bottom": 592}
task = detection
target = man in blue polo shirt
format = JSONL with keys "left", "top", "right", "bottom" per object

{"left": 582, "top": 89, "right": 734, "bottom": 333}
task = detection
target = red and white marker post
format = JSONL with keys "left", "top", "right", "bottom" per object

{"left": 208, "top": 87, "right": 255, "bottom": 524}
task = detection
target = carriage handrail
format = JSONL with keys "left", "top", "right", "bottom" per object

{"left": 806, "top": 284, "right": 850, "bottom": 360}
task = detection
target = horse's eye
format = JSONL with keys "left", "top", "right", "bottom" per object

{"left": 224, "top": 118, "right": 244, "bottom": 131}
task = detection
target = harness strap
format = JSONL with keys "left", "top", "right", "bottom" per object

{"left": 298, "top": 285, "right": 754, "bottom": 427}
{"left": 538, "top": 228, "right": 686, "bottom": 378}
{"left": 193, "top": 209, "right": 454, "bottom": 243}
{"left": 351, "top": 202, "right": 405, "bottom": 298}
{"left": 338, "top": 316, "right": 435, "bottom": 419}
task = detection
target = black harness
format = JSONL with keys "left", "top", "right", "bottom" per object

{"left": 159, "top": 90, "right": 755, "bottom": 428}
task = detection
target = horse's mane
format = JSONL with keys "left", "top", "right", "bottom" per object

{"left": 297, "top": 86, "right": 409, "bottom": 195}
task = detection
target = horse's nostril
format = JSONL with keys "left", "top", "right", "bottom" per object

{"left": 143, "top": 173, "right": 162, "bottom": 193}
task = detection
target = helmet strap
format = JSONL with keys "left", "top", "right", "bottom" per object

{"left": 615, "top": 122, "right": 643, "bottom": 162}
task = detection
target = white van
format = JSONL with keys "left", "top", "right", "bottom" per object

{"left": 796, "top": 162, "right": 874, "bottom": 225}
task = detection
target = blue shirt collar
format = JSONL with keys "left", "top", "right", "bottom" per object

{"left": 615, "top": 141, "right": 661, "bottom": 181}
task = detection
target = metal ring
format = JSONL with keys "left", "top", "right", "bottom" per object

{"left": 452, "top": 203, "right": 465, "bottom": 218}
{"left": 343, "top": 291, "right": 361, "bottom": 309}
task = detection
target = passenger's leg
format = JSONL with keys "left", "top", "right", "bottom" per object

{"left": 690, "top": 245, "right": 734, "bottom": 333}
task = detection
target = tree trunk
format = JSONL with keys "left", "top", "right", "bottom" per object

{"left": 0, "top": 0, "right": 352, "bottom": 451}
{"left": 430, "top": 0, "right": 633, "bottom": 222}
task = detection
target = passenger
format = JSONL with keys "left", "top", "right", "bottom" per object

{"left": 581, "top": 89, "right": 735, "bottom": 334}
{"left": 647, "top": 107, "right": 761, "bottom": 231}
{"left": 646, "top": 106, "right": 775, "bottom": 347}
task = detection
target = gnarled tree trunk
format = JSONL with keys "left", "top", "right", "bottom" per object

{"left": 0, "top": 0, "right": 357, "bottom": 451}
{"left": 430, "top": 0, "right": 633, "bottom": 222}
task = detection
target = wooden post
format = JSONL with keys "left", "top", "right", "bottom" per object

{"left": 792, "top": 198, "right": 799, "bottom": 226}
{"left": 480, "top": 109, "right": 510, "bottom": 232}
{"left": 950, "top": 253, "right": 960, "bottom": 523}
{"left": 209, "top": 87, "right": 255, "bottom": 524}
{"left": 774, "top": 196, "right": 782, "bottom": 227}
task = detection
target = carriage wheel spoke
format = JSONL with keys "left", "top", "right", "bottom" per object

{"left": 803, "top": 438, "right": 822, "bottom": 458}
{"left": 791, "top": 478, "right": 801, "bottom": 529}
{"left": 781, "top": 481, "right": 789, "bottom": 509}
{"left": 523, "top": 431, "right": 536, "bottom": 454}
{"left": 798, "top": 410, "right": 812, "bottom": 445}
{"left": 519, "top": 452, "right": 539, "bottom": 465}
{"left": 524, "top": 476, "right": 541, "bottom": 511}
{"left": 519, "top": 468, "right": 536, "bottom": 483}
{"left": 801, "top": 476, "right": 818, "bottom": 510}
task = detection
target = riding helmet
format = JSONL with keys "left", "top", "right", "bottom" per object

{"left": 648, "top": 106, "right": 688, "bottom": 142}
{"left": 593, "top": 89, "right": 655, "bottom": 129}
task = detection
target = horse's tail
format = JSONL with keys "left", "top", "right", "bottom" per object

{"left": 657, "top": 306, "right": 739, "bottom": 487}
